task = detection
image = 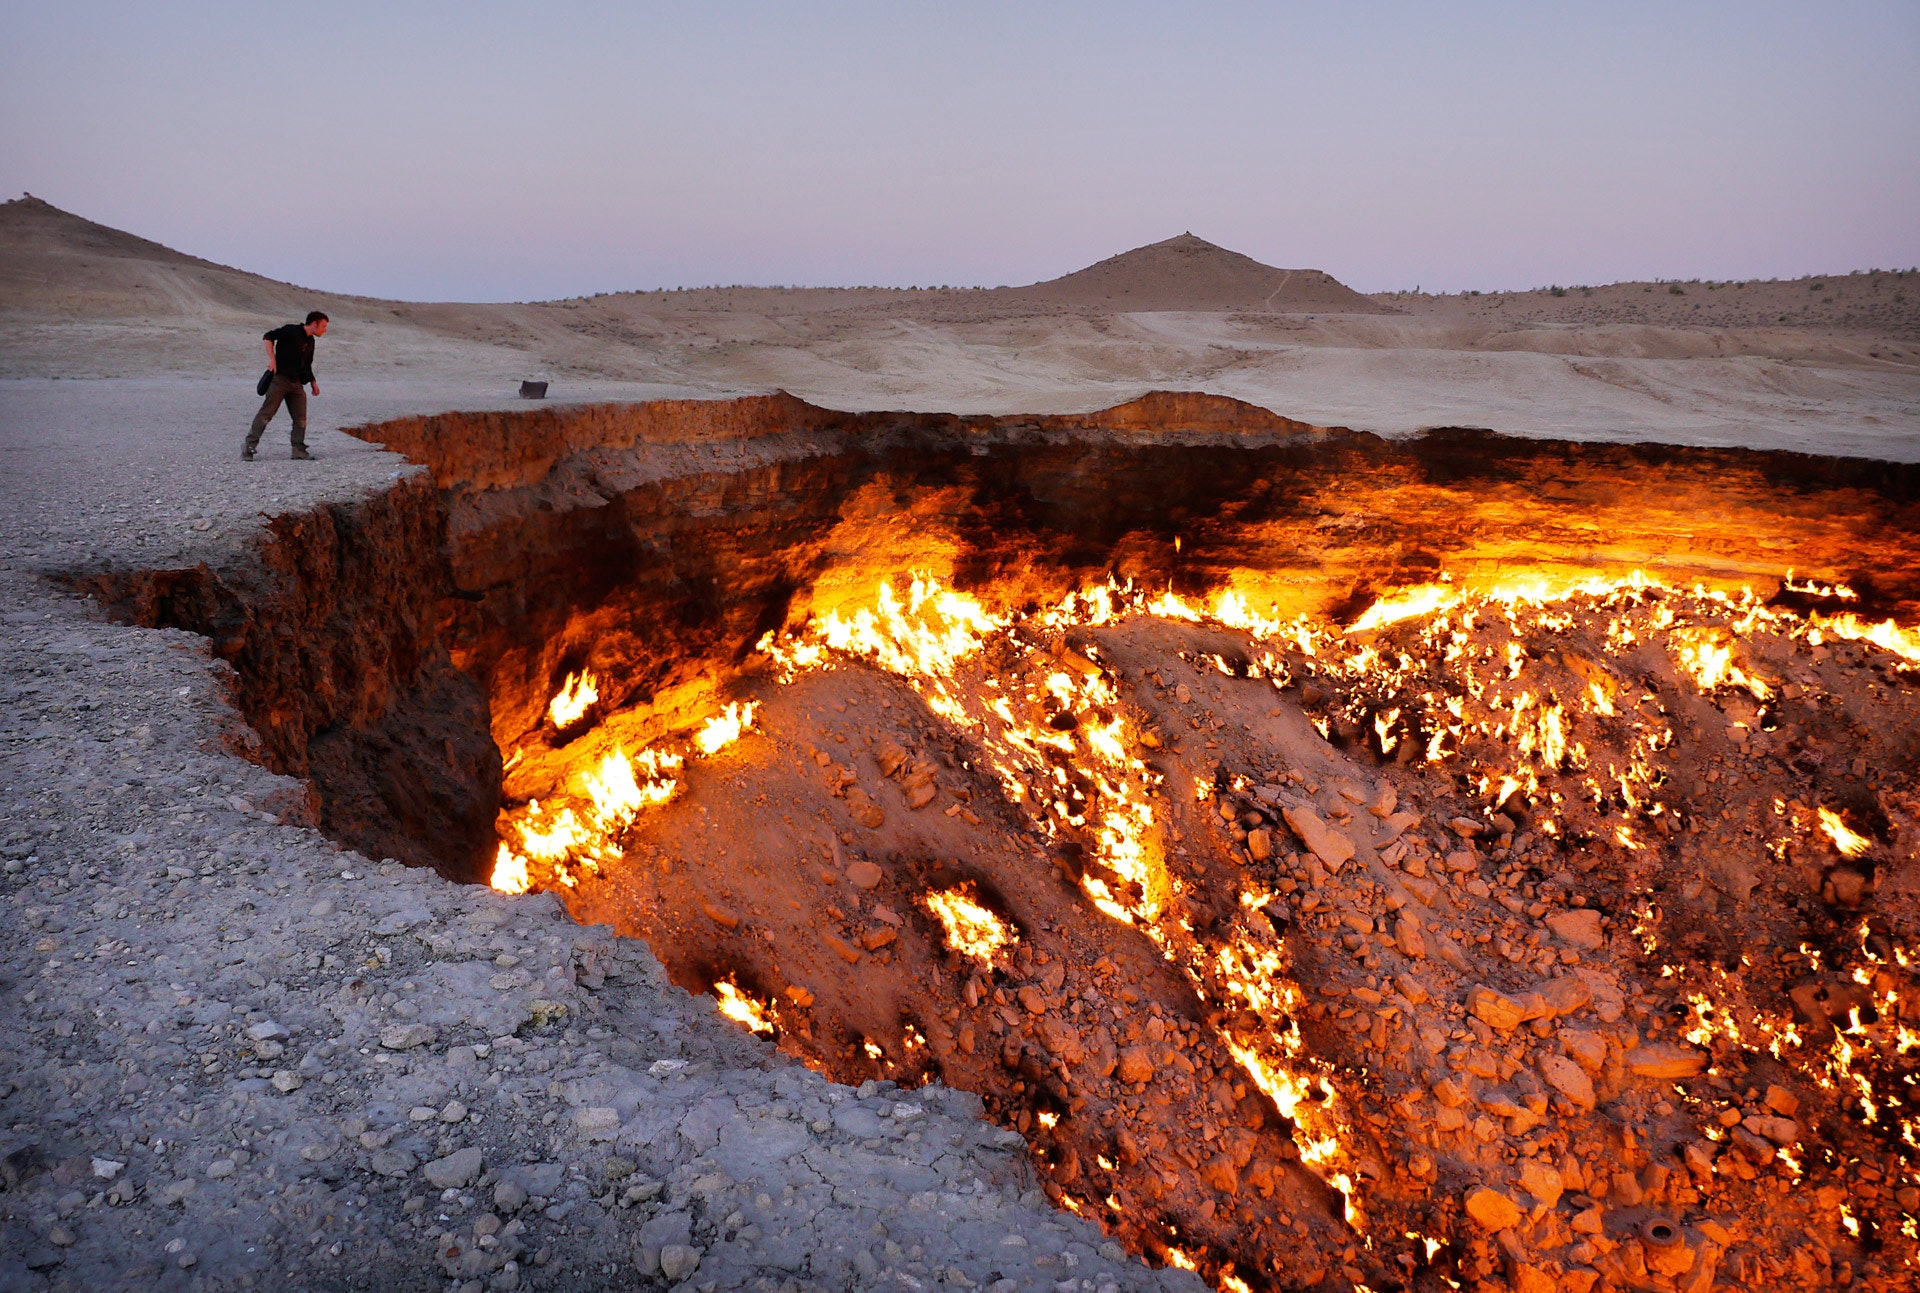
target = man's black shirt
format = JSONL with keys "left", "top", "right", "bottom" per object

{"left": 264, "top": 324, "right": 316, "bottom": 385}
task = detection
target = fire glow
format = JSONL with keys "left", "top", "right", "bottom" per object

{"left": 487, "top": 558, "right": 1920, "bottom": 1289}
{"left": 923, "top": 888, "right": 1017, "bottom": 964}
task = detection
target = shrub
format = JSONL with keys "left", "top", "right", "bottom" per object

{"left": 1668, "top": 284, "right": 1685, "bottom": 295}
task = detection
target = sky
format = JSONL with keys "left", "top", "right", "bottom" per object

{"left": 3, "top": 2, "right": 1917, "bottom": 301}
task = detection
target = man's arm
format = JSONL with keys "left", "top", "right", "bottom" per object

{"left": 263, "top": 338, "right": 277, "bottom": 372}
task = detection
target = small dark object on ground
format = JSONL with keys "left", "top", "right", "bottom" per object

{"left": 520, "top": 380, "right": 548, "bottom": 399}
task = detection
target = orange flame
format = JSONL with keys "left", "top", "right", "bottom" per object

{"left": 1819, "top": 807, "right": 1872, "bottom": 857}
{"left": 548, "top": 670, "right": 599, "bottom": 727}
{"left": 712, "top": 978, "right": 775, "bottom": 1033}
{"left": 923, "top": 889, "right": 1016, "bottom": 963}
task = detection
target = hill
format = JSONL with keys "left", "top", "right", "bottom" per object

{"left": 1004, "top": 233, "right": 1390, "bottom": 313}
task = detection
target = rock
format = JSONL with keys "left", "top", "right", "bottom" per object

{"left": 859, "top": 926, "right": 897, "bottom": 951}
{"left": 846, "top": 860, "right": 883, "bottom": 889}
{"left": 659, "top": 1244, "right": 703, "bottom": 1281}
{"left": 494, "top": 1179, "right": 528, "bottom": 1211}
{"left": 1544, "top": 909, "right": 1604, "bottom": 950}
{"left": 1764, "top": 1084, "right": 1800, "bottom": 1116}
{"left": 1394, "top": 915, "right": 1427, "bottom": 959}
{"left": 1519, "top": 1160, "right": 1563, "bottom": 1207}
{"left": 1538, "top": 976, "right": 1591, "bottom": 1018}
{"left": 1683, "top": 1140, "right": 1718, "bottom": 1182}
{"left": 847, "top": 789, "right": 886, "bottom": 829}
{"left": 699, "top": 901, "right": 739, "bottom": 929}
{"left": 1560, "top": 1030, "right": 1608, "bottom": 1074}
{"left": 90, "top": 1158, "right": 124, "bottom": 1180}
{"left": 47, "top": 1226, "right": 74, "bottom": 1248}
{"left": 1281, "top": 806, "right": 1354, "bottom": 871}
{"left": 1448, "top": 816, "right": 1486, "bottom": 838}
{"left": 1367, "top": 782, "right": 1398, "bottom": 818}
{"left": 1464, "top": 1186, "right": 1522, "bottom": 1231}
{"left": 1246, "top": 828, "right": 1272, "bottom": 862}
{"left": 270, "top": 1069, "right": 302, "bottom": 1093}
{"left": 1467, "top": 986, "right": 1527, "bottom": 1031}
{"left": 439, "top": 1101, "right": 468, "bottom": 1123}
{"left": 1380, "top": 810, "right": 1424, "bottom": 842}
{"left": 2, "top": 1144, "right": 47, "bottom": 1190}
{"left": 1443, "top": 849, "right": 1478, "bottom": 873}
{"left": 1538, "top": 1054, "right": 1596, "bottom": 1110}
{"left": 1509, "top": 1263, "right": 1556, "bottom": 1293}
{"left": 423, "top": 1148, "right": 484, "bottom": 1190}
{"left": 573, "top": 1108, "right": 620, "bottom": 1141}
{"left": 1199, "top": 1154, "right": 1238, "bottom": 1193}
{"left": 1625, "top": 1042, "right": 1707, "bottom": 1079}
{"left": 1572, "top": 968, "right": 1627, "bottom": 1023}
{"left": 1038, "top": 1017, "right": 1084, "bottom": 1065}
{"left": 1571, "top": 1205, "right": 1604, "bottom": 1235}
{"left": 370, "top": 1149, "right": 417, "bottom": 1178}
{"left": 1825, "top": 866, "right": 1871, "bottom": 907}
{"left": 246, "top": 1020, "right": 290, "bottom": 1043}
{"left": 1743, "top": 1114, "right": 1800, "bottom": 1146}
{"left": 1114, "top": 1047, "right": 1154, "bottom": 1085}
{"left": 1432, "top": 1078, "right": 1467, "bottom": 1108}
{"left": 380, "top": 1023, "right": 436, "bottom": 1051}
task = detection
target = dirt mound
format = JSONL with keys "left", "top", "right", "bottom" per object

{"left": 0, "top": 195, "right": 316, "bottom": 322}
{"left": 1003, "top": 233, "right": 1391, "bottom": 314}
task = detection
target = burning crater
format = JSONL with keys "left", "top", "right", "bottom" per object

{"left": 93, "top": 393, "right": 1920, "bottom": 1290}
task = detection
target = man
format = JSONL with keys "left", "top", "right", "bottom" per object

{"left": 244, "top": 310, "right": 328, "bottom": 461}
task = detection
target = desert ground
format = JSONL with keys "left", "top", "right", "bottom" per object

{"left": 3, "top": 196, "right": 1916, "bottom": 456}
{"left": 2, "top": 194, "right": 1920, "bottom": 1293}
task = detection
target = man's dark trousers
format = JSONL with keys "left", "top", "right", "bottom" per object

{"left": 246, "top": 376, "right": 308, "bottom": 454}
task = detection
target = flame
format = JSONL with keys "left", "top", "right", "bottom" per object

{"left": 694, "top": 701, "right": 758, "bottom": 755}
{"left": 1347, "top": 583, "right": 1458, "bottom": 634}
{"left": 489, "top": 845, "right": 530, "bottom": 895}
{"left": 1670, "top": 626, "right": 1771, "bottom": 699}
{"left": 548, "top": 669, "right": 598, "bottom": 727}
{"left": 490, "top": 744, "right": 681, "bottom": 891}
{"left": 1819, "top": 807, "right": 1872, "bottom": 857}
{"left": 1813, "top": 611, "right": 1920, "bottom": 663}
{"left": 923, "top": 888, "right": 1016, "bottom": 963}
{"left": 509, "top": 559, "right": 1920, "bottom": 1265}
{"left": 712, "top": 978, "right": 775, "bottom": 1034}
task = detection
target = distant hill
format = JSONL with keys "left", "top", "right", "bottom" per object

{"left": 1003, "top": 233, "right": 1391, "bottom": 313}
{"left": 0, "top": 194, "right": 333, "bottom": 322}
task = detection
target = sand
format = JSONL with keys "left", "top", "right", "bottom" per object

{"left": 3, "top": 196, "right": 1916, "bottom": 459}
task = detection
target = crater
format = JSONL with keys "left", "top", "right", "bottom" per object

{"left": 86, "top": 392, "right": 1920, "bottom": 1290}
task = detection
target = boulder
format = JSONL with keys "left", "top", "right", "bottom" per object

{"left": 1464, "top": 1186, "right": 1522, "bottom": 1231}
{"left": 1114, "top": 1046, "right": 1155, "bottom": 1085}
{"left": 1467, "top": 987, "right": 1526, "bottom": 1032}
{"left": 1282, "top": 806, "right": 1354, "bottom": 871}
{"left": 1520, "top": 1159, "right": 1564, "bottom": 1207}
{"left": 422, "top": 1147, "right": 483, "bottom": 1190}
{"left": 1560, "top": 1030, "right": 1608, "bottom": 1075}
{"left": 1538, "top": 1054, "right": 1595, "bottom": 1111}
{"left": 1625, "top": 1042, "right": 1707, "bottom": 1079}
{"left": 1544, "top": 909, "right": 1604, "bottom": 950}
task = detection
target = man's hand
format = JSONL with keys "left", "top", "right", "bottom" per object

{"left": 310, "top": 381, "right": 320, "bottom": 396}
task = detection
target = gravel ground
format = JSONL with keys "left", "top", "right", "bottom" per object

{"left": 0, "top": 379, "right": 1199, "bottom": 1292}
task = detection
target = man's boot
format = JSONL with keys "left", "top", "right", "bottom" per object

{"left": 290, "top": 427, "right": 313, "bottom": 461}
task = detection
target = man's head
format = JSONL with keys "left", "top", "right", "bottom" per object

{"left": 304, "top": 310, "right": 329, "bottom": 337}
